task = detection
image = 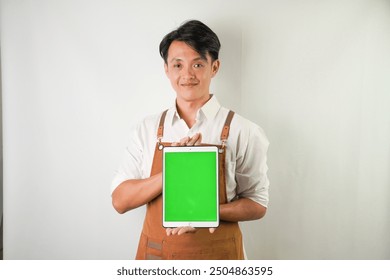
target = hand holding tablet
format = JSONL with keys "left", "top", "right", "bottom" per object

{"left": 166, "top": 226, "right": 216, "bottom": 236}
{"left": 172, "top": 133, "right": 202, "bottom": 147}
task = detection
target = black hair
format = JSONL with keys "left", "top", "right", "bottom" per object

{"left": 159, "top": 20, "right": 221, "bottom": 64}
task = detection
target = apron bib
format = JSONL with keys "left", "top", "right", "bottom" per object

{"left": 135, "top": 110, "right": 244, "bottom": 260}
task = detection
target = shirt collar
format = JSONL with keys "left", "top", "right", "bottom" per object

{"left": 169, "top": 94, "right": 221, "bottom": 125}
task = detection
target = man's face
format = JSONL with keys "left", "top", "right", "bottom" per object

{"left": 164, "top": 41, "right": 220, "bottom": 105}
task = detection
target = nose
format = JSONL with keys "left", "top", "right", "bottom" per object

{"left": 182, "top": 65, "right": 195, "bottom": 79}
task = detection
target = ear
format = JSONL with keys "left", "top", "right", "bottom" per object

{"left": 211, "top": 59, "right": 220, "bottom": 78}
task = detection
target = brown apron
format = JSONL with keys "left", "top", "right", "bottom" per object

{"left": 135, "top": 110, "right": 244, "bottom": 260}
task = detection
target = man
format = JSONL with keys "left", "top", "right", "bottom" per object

{"left": 111, "top": 20, "right": 269, "bottom": 260}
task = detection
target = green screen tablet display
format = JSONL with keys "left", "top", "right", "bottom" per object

{"left": 163, "top": 146, "right": 219, "bottom": 227}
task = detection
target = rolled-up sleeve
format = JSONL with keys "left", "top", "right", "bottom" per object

{"left": 235, "top": 125, "right": 270, "bottom": 207}
{"left": 110, "top": 124, "right": 144, "bottom": 195}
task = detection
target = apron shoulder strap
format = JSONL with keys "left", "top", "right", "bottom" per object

{"left": 157, "top": 109, "right": 169, "bottom": 140}
{"left": 220, "top": 110, "right": 235, "bottom": 143}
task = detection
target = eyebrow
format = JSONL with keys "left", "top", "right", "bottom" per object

{"left": 169, "top": 57, "right": 207, "bottom": 63}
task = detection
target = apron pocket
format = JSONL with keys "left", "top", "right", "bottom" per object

{"left": 169, "top": 250, "right": 231, "bottom": 260}
{"left": 165, "top": 237, "right": 238, "bottom": 260}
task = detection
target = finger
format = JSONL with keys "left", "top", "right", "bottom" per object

{"left": 194, "top": 133, "right": 202, "bottom": 146}
{"left": 179, "top": 136, "right": 190, "bottom": 146}
{"left": 187, "top": 133, "right": 201, "bottom": 146}
{"left": 178, "top": 226, "right": 196, "bottom": 235}
{"left": 169, "top": 226, "right": 196, "bottom": 235}
{"left": 170, "top": 227, "right": 181, "bottom": 235}
{"left": 209, "top": 227, "right": 216, "bottom": 234}
{"left": 166, "top": 228, "right": 173, "bottom": 236}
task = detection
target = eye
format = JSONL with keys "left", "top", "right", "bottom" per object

{"left": 173, "top": 64, "right": 182, "bottom": 69}
{"left": 194, "top": 63, "right": 204, "bottom": 68}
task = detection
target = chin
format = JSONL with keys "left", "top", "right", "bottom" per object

{"left": 180, "top": 95, "right": 206, "bottom": 103}
{"left": 177, "top": 90, "right": 198, "bottom": 98}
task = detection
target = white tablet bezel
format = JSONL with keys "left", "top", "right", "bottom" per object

{"left": 162, "top": 145, "right": 219, "bottom": 228}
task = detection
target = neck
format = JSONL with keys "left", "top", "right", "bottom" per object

{"left": 176, "top": 94, "right": 211, "bottom": 128}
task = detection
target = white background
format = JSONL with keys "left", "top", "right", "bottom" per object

{"left": 1, "top": 0, "right": 389, "bottom": 259}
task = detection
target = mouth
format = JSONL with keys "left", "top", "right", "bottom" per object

{"left": 180, "top": 83, "right": 199, "bottom": 87}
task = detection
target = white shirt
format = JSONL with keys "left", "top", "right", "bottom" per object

{"left": 111, "top": 95, "right": 270, "bottom": 207}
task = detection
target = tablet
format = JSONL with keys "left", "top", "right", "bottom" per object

{"left": 163, "top": 146, "right": 219, "bottom": 228}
